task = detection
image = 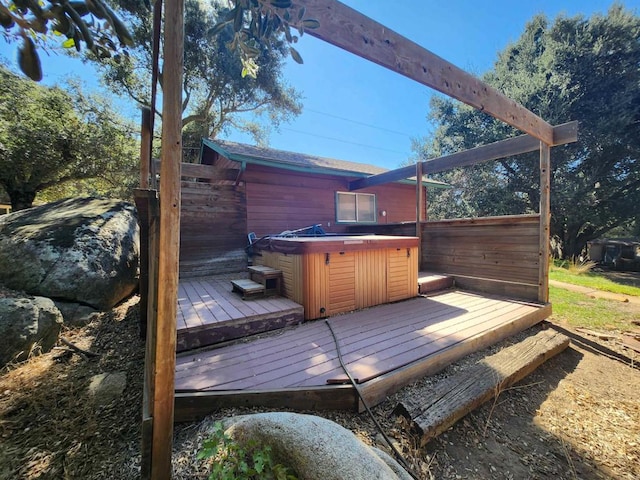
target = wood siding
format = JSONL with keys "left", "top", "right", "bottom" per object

{"left": 421, "top": 215, "right": 541, "bottom": 301}
{"left": 387, "top": 247, "right": 419, "bottom": 302}
{"left": 176, "top": 161, "right": 247, "bottom": 276}
{"left": 243, "top": 164, "right": 425, "bottom": 236}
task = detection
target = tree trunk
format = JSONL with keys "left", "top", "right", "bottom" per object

{"left": 563, "top": 225, "right": 584, "bottom": 259}
{"left": 9, "top": 190, "right": 36, "bottom": 211}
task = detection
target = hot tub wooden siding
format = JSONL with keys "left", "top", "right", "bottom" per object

{"left": 255, "top": 236, "right": 419, "bottom": 320}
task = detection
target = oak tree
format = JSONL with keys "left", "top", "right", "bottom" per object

{"left": 420, "top": 5, "right": 640, "bottom": 258}
{"left": 0, "top": 65, "right": 138, "bottom": 210}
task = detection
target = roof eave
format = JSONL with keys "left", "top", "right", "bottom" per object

{"left": 202, "top": 139, "right": 449, "bottom": 187}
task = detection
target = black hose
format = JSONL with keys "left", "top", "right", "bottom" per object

{"left": 324, "top": 320, "right": 421, "bottom": 480}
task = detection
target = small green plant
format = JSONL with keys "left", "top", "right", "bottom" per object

{"left": 197, "top": 422, "right": 298, "bottom": 480}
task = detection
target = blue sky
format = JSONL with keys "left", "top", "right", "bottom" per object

{"left": 1, "top": 0, "right": 638, "bottom": 169}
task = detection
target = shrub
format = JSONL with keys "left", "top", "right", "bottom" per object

{"left": 197, "top": 422, "right": 298, "bottom": 480}
{"left": 566, "top": 258, "right": 596, "bottom": 275}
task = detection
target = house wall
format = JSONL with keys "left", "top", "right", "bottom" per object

{"left": 242, "top": 163, "right": 425, "bottom": 237}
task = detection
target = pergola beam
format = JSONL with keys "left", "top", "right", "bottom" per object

{"left": 298, "top": 0, "right": 555, "bottom": 144}
{"left": 349, "top": 121, "right": 577, "bottom": 191}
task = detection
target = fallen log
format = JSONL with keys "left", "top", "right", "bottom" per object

{"left": 394, "top": 329, "right": 569, "bottom": 446}
{"left": 574, "top": 327, "right": 618, "bottom": 341}
{"left": 622, "top": 336, "right": 640, "bottom": 354}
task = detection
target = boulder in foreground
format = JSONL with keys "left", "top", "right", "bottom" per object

{"left": 0, "top": 198, "right": 139, "bottom": 310}
{"left": 220, "top": 412, "right": 412, "bottom": 480}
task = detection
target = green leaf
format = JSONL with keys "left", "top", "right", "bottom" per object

{"left": 64, "top": 3, "right": 95, "bottom": 50}
{"left": 224, "top": 6, "right": 237, "bottom": 22}
{"left": 270, "top": 0, "right": 292, "bottom": 8}
{"left": 18, "top": 36, "right": 42, "bottom": 81}
{"left": 68, "top": 1, "right": 90, "bottom": 16}
{"left": 85, "top": 0, "right": 107, "bottom": 19}
{"left": 0, "top": 6, "right": 15, "bottom": 29}
{"left": 98, "top": 0, "right": 134, "bottom": 46}
{"left": 233, "top": 5, "right": 244, "bottom": 32}
{"left": 289, "top": 46, "right": 303, "bottom": 64}
{"left": 301, "top": 18, "right": 320, "bottom": 29}
{"left": 297, "top": 6, "right": 305, "bottom": 21}
{"left": 207, "top": 20, "right": 229, "bottom": 38}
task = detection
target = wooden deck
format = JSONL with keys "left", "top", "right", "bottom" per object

{"left": 177, "top": 276, "right": 304, "bottom": 351}
{"left": 175, "top": 290, "right": 551, "bottom": 421}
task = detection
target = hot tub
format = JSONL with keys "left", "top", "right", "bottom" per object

{"left": 253, "top": 235, "right": 419, "bottom": 320}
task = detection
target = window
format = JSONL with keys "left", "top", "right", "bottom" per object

{"left": 336, "top": 192, "right": 376, "bottom": 223}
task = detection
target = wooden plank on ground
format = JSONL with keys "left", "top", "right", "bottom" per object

{"left": 622, "top": 336, "right": 640, "bottom": 354}
{"left": 394, "top": 329, "right": 569, "bottom": 446}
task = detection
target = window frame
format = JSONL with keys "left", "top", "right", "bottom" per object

{"left": 335, "top": 191, "right": 377, "bottom": 224}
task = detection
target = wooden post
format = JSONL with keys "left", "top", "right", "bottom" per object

{"left": 416, "top": 161, "right": 424, "bottom": 269}
{"left": 151, "top": 0, "right": 183, "bottom": 476}
{"left": 140, "top": 107, "right": 152, "bottom": 189}
{"left": 538, "top": 142, "right": 551, "bottom": 303}
{"left": 136, "top": 190, "right": 160, "bottom": 478}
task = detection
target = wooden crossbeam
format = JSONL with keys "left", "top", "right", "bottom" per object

{"left": 297, "top": 0, "right": 554, "bottom": 143}
{"left": 349, "top": 121, "right": 577, "bottom": 191}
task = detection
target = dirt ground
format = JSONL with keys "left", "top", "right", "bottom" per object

{"left": 1, "top": 289, "right": 639, "bottom": 479}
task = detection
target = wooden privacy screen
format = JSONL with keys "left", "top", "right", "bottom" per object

{"left": 154, "top": 160, "right": 248, "bottom": 276}
{"left": 422, "top": 215, "right": 541, "bottom": 301}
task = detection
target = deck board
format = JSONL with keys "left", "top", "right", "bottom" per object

{"left": 175, "top": 291, "right": 545, "bottom": 392}
{"left": 263, "top": 303, "right": 529, "bottom": 388}
{"left": 174, "top": 293, "right": 491, "bottom": 383}
{"left": 174, "top": 295, "right": 471, "bottom": 377}
{"left": 176, "top": 275, "right": 304, "bottom": 351}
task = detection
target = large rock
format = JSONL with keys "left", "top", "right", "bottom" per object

{"left": 221, "top": 412, "right": 412, "bottom": 480}
{"left": 0, "top": 198, "right": 139, "bottom": 310}
{"left": 0, "top": 294, "right": 63, "bottom": 365}
{"left": 54, "top": 301, "right": 100, "bottom": 326}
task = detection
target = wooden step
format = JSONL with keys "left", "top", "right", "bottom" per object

{"left": 248, "top": 265, "right": 282, "bottom": 296}
{"left": 231, "top": 279, "right": 265, "bottom": 299}
{"left": 248, "top": 265, "right": 282, "bottom": 276}
{"left": 394, "top": 328, "right": 569, "bottom": 446}
{"left": 418, "top": 273, "right": 454, "bottom": 294}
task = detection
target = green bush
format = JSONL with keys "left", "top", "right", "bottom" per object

{"left": 197, "top": 422, "right": 298, "bottom": 480}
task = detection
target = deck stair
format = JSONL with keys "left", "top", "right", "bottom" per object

{"left": 231, "top": 265, "right": 283, "bottom": 299}
{"left": 418, "top": 272, "right": 454, "bottom": 294}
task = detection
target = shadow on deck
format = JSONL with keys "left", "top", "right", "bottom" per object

{"left": 174, "top": 287, "right": 551, "bottom": 422}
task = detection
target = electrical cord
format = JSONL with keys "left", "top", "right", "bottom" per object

{"left": 324, "top": 320, "right": 421, "bottom": 480}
